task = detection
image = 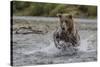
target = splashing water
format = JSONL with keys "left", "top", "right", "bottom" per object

{"left": 78, "top": 34, "right": 96, "bottom": 52}
{"left": 33, "top": 41, "right": 78, "bottom": 56}
{"left": 36, "top": 34, "right": 96, "bottom": 56}
{"left": 78, "top": 39, "right": 88, "bottom": 52}
{"left": 23, "top": 33, "right": 96, "bottom": 57}
{"left": 13, "top": 31, "right": 97, "bottom": 66}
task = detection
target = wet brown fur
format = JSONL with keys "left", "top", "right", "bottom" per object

{"left": 53, "top": 14, "right": 80, "bottom": 50}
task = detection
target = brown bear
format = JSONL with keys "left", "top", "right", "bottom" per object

{"left": 53, "top": 14, "right": 80, "bottom": 50}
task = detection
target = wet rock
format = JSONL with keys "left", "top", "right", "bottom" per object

{"left": 15, "top": 27, "right": 47, "bottom": 34}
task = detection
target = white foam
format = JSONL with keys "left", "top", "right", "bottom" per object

{"left": 23, "top": 34, "right": 96, "bottom": 56}
{"left": 78, "top": 34, "right": 96, "bottom": 52}
{"left": 40, "top": 42, "right": 60, "bottom": 55}
{"left": 40, "top": 41, "right": 77, "bottom": 56}
{"left": 78, "top": 39, "right": 88, "bottom": 52}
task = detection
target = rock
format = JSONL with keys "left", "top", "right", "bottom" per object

{"left": 15, "top": 27, "right": 48, "bottom": 34}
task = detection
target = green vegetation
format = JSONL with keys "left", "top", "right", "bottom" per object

{"left": 12, "top": 1, "right": 97, "bottom": 18}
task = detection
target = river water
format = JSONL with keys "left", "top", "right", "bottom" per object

{"left": 12, "top": 17, "right": 97, "bottom": 66}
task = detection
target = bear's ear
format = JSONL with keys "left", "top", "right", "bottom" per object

{"left": 68, "top": 14, "right": 73, "bottom": 19}
{"left": 57, "top": 13, "right": 62, "bottom": 18}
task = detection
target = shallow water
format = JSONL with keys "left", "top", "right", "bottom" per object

{"left": 12, "top": 30, "right": 97, "bottom": 66}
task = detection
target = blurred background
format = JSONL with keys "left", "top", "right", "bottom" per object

{"left": 12, "top": 1, "right": 97, "bottom": 18}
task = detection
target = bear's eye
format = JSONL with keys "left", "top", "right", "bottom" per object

{"left": 65, "top": 20, "right": 68, "bottom": 23}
